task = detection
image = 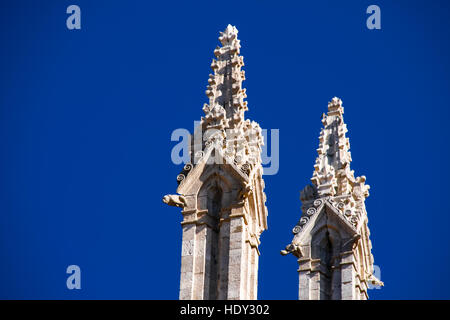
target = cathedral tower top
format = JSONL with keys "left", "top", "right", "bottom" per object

{"left": 164, "top": 25, "right": 268, "bottom": 300}
{"left": 197, "top": 24, "right": 263, "bottom": 170}
{"left": 281, "top": 97, "right": 383, "bottom": 300}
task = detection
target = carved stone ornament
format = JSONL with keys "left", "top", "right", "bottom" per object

{"left": 280, "top": 243, "right": 303, "bottom": 257}
{"left": 306, "top": 207, "right": 316, "bottom": 216}
{"left": 162, "top": 194, "right": 187, "bottom": 208}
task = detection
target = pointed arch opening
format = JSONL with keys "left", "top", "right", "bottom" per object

{"left": 312, "top": 224, "right": 342, "bottom": 300}
{"left": 197, "top": 174, "right": 231, "bottom": 300}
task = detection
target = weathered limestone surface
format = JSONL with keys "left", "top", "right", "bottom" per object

{"left": 164, "top": 25, "right": 268, "bottom": 300}
{"left": 281, "top": 97, "right": 383, "bottom": 300}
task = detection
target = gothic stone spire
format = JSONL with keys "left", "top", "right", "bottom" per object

{"left": 199, "top": 24, "right": 263, "bottom": 169}
{"left": 281, "top": 97, "right": 383, "bottom": 300}
{"left": 163, "top": 25, "right": 268, "bottom": 300}
{"left": 310, "top": 97, "right": 354, "bottom": 196}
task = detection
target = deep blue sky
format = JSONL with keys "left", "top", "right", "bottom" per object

{"left": 1, "top": 0, "right": 449, "bottom": 299}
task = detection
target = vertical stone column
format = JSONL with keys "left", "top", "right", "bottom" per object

{"left": 241, "top": 238, "right": 249, "bottom": 299}
{"left": 331, "top": 265, "right": 342, "bottom": 300}
{"left": 248, "top": 246, "right": 258, "bottom": 300}
{"left": 254, "top": 248, "right": 260, "bottom": 300}
{"left": 217, "top": 219, "right": 230, "bottom": 299}
{"left": 319, "top": 272, "right": 331, "bottom": 300}
{"left": 193, "top": 224, "right": 207, "bottom": 299}
{"left": 245, "top": 243, "right": 251, "bottom": 299}
{"left": 179, "top": 223, "right": 196, "bottom": 300}
{"left": 227, "top": 209, "right": 246, "bottom": 299}
{"left": 309, "top": 269, "right": 321, "bottom": 300}
{"left": 340, "top": 251, "right": 357, "bottom": 300}
{"left": 203, "top": 225, "right": 218, "bottom": 299}
{"left": 297, "top": 255, "right": 312, "bottom": 300}
{"left": 298, "top": 270, "right": 311, "bottom": 300}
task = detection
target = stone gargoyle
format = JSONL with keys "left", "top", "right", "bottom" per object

{"left": 367, "top": 273, "right": 384, "bottom": 287}
{"left": 280, "top": 243, "right": 303, "bottom": 257}
{"left": 162, "top": 194, "right": 187, "bottom": 208}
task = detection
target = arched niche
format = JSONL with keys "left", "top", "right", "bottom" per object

{"left": 311, "top": 225, "right": 342, "bottom": 300}
{"left": 196, "top": 173, "right": 232, "bottom": 300}
{"left": 197, "top": 173, "right": 232, "bottom": 213}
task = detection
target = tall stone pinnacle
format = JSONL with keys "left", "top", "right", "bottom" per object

{"left": 281, "top": 97, "right": 383, "bottom": 300}
{"left": 205, "top": 24, "right": 246, "bottom": 128}
{"left": 312, "top": 97, "right": 359, "bottom": 197}
{"left": 163, "top": 25, "right": 268, "bottom": 300}
{"left": 199, "top": 24, "right": 263, "bottom": 168}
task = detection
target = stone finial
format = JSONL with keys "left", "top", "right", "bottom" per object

{"left": 311, "top": 97, "right": 355, "bottom": 198}
{"left": 219, "top": 24, "right": 239, "bottom": 45}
